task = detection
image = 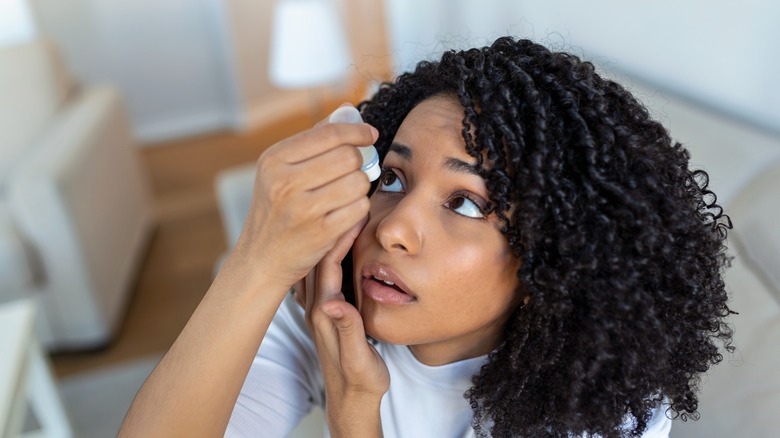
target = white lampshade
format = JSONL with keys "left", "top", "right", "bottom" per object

{"left": 0, "top": 0, "right": 37, "bottom": 46}
{"left": 268, "top": 0, "right": 353, "bottom": 89}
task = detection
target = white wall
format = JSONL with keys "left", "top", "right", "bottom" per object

{"left": 30, "top": 0, "right": 236, "bottom": 143}
{"left": 385, "top": 0, "right": 780, "bottom": 134}
{"left": 21, "top": 0, "right": 780, "bottom": 146}
{"left": 26, "top": 0, "right": 383, "bottom": 144}
{"left": 383, "top": 0, "right": 780, "bottom": 204}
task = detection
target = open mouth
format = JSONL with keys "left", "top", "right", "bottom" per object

{"left": 361, "top": 270, "right": 416, "bottom": 305}
{"left": 369, "top": 275, "right": 406, "bottom": 294}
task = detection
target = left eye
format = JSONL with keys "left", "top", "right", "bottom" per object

{"left": 446, "top": 195, "right": 484, "bottom": 219}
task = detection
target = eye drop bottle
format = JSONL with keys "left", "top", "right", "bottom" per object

{"left": 328, "top": 106, "right": 381, "bottom": 182}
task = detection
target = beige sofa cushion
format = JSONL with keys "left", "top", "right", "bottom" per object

{"left": 671, "top": 252, "right": 780, "bottom": 437}
{"left": 0, "top": 39, "right": 76, "bottom": 186}
{"left": 729, "top": 161, "right": 780, "bottom": 304}
{"left": 672, "top": 161, "right": 780, "bottom": 437}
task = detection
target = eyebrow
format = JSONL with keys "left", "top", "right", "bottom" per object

{"left": 388, "top": 142, "right": 481, "bottom": 177}
{"left": 388, "top": 142, "right": 412, "bottom": 160}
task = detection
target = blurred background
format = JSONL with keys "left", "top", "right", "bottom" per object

{"left": 1, "top": 0, "right": 778, "bottom": 437}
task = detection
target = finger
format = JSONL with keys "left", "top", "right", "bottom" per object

{"left": 321, "top": 300, "right": 374, "bottom": 368}
{"left": 293, "top": 145, "right": 364, "bottom": 192}
{"left": 326, "top": 214, "right": 369, "bottom": 266}
{"left": 304, "top": 170, "right": 371, "bottom": 219}
{"left": 323, "top": 195, "right": 371, "bottom": 233}
{"left": 282, "top": 123, "right": 378, "bottom": 165}
{"left": 315, "top": 214, "right": 369, "bottom": 306}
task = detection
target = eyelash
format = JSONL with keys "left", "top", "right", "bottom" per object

{"left": 377, "top": 167, "right": 487, "bottom": 220}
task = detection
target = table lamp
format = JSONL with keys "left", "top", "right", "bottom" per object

{"left": 268, "top": 0, "right": 353, "bottom": 97}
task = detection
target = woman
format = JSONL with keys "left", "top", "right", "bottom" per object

{"left": 121, "top": 37, "right": 734, "bottom": 437}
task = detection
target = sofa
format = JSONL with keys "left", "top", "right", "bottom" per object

{"left": 0, "top": 39, "right": 154, "bottom": 350}
{"left": 213, "top": 82, "right": 780, "bottom": 437}
{"left": 670, "top": 159, "right": 780, "bottom": 437}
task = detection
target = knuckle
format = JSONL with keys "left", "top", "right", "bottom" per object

{"left": 318, "top": 124, "right": 340, "bottom": 144}
{"left": 347, "top": 171, "right": 370, "bottom": 193}
{"left": 320, "top": 123, "right": 370, "bottom": 148}
{"left": 336, "top": 317, "right": 355, "bottom": 332}
{"left": 356, "top": 172, "right": 371, "bottom": 193}
{"left": 362, "top": 124, "right": 376, "bottom": 143}
{"left": 346, "top": 146, "right": 363, "bottom": 169}
{"left": 302, "top": 195, "right": 326, "bottom": 217}
{"left": 268, "top": 174, "right": 294, "bottom": 201}
{"left": 258, "top": 142, "right": 284, "bottom": 163}
{"left": 357, "top": 196, "right": 371, "bottom": 214}
{"left": 256, "top": 156, "right": 282, "bottom": 181}
{"left": 256, "top": 154, "right": 271, "bottom": 174}
{"left": 310, "top": 308, "right": 330, "bottom": 327}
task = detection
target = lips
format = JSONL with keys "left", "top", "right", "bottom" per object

{"left": 360, "top": 264, "right": 416, "bottom": 305}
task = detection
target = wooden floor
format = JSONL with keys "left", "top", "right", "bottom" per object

{"left": 50, "top": 101, "right": 345, "bottom": 377}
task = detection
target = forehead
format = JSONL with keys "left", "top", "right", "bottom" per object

{"left": 393, "top": 95, "right": 470, "bottom": 159}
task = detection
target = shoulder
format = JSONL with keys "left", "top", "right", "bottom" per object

{"left": 625, "top": 402, "right": 672, "bottom": 438}
{"left": 644, "top": 404, "right": 672, "bottom": 437}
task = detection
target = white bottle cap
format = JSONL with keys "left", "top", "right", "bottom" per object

{"left": 362, "top": 151, "right": 381, "bottom": 181}
{"left": 328, "top": 106, "right": 381, "bottom": 182}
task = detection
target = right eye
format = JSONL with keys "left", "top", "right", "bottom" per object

{"left": 378, "top": 168, "right": 404, "bottom": 193}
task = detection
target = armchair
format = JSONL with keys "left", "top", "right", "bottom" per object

{"left": 0, "top": 39, "right": 154, "bottom": 350}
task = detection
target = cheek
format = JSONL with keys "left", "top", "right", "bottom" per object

{"left": 432, "top": 235, "right": 519, "bottom": 298}
{"left": 353, "top": 195, "right": 393, "bottom": 253}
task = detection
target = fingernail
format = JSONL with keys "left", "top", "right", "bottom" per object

{"left": 369, "top": 125, "right": 379, "bottom": 140}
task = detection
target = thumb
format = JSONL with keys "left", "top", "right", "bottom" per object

{"left": 322, "top": 300, "right": 365, "bottom": 338}
{"left": 322, "top": 300, "right": 370, "bottom": 360}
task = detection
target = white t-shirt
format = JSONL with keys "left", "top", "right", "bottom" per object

{"left": 226, "top": 294, "right": 672, "bottom": 437}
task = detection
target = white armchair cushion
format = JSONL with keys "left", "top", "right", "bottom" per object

{"left": 7, "top": 86, "right": 153, "bottom": 348}
{"left": 0, "top": 38, "right": 153, "bottom": 350}
{"left": 0, "top": 39, "right": 75, "bottom": 185}
{"left": 0, "top": 204, "right": 33, "bottom": 294}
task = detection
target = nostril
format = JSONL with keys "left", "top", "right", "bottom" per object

{"left": 392, "top": 243, "right": 409, "bottom": 252}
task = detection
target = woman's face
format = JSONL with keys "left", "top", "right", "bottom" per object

{"left": 352, "top": 94, "right": 522, "bottom": 366}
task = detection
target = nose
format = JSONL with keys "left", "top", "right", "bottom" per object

{"left": 375, "top": 194, "right": 423, "bottom": 255}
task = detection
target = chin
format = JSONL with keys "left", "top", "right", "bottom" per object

{"left": 361, "top": 312, "right": 415, "bottom": 346}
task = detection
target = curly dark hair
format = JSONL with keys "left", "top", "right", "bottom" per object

{"left": 356, "top": 37, "right": 734, "bottom": 437}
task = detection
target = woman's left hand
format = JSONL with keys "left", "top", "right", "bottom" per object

{"left": 302, "top": 216, "right": 389, "bottom": 437}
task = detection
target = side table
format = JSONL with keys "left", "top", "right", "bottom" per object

{"left": 0, "top": 299, "right": 72, "bottom": 437}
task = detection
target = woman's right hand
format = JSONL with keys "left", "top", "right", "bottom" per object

{"left": 231, "top": 109, "right": 377, "bottom": 289}
{"left": 120, "top": 108, "right": 377, "bottom": 438}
